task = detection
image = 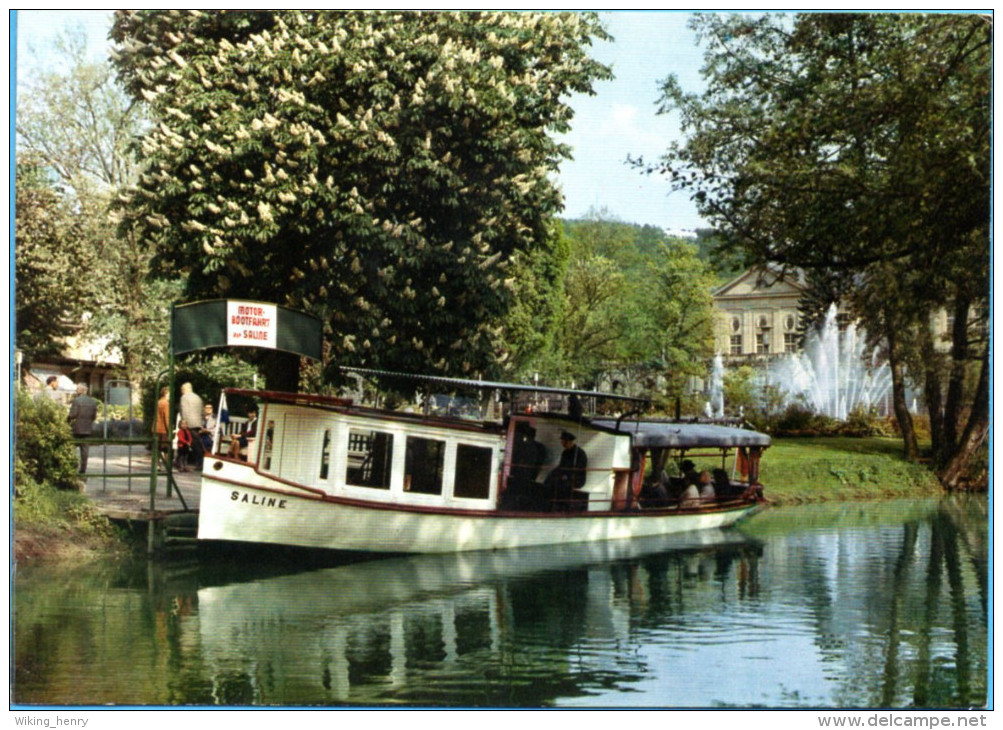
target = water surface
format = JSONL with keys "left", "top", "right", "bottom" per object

{"left": 13, "top": 497, "right": 987, "bottom": 707}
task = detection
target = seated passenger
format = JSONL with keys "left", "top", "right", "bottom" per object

{"left": 680, "top": 459, "right": 699, "bottom": 486}
{"left": 697, "top": 471, "right": 716, "bottom": 500}
{"left": 544, "top": 431, "right": 587, "bottom": 511}
{"left": 639, "top": 475, "right": 670, "bottom": 508}
{"left": 228, "top": 407, "right": 258, "bottom": 460}
{"left": 679, "top": 483, "right": 701, "bottom": 509}
{"left": 712, "top": 468, "right": 732, "bottom": 495}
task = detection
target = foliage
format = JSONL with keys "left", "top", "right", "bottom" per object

{"left": 648, "top": 13, "right": 989, "bottom": 485}
{"left": 15, "top": 30, "right": 166, "bottom": 387}
{"left": 722, "top": 365, "right": 757, "bottom": 414}
{"left": 14, "top": 158, "right": 97, "bottom": 359}
{"left": 642, "top": 240, "right": 717, "bottom": 398}
{"left": 14, "top": 388, "right": 81, "bottom": 493}
{"left": 500, "top": 219, "right": 570, "bottom": 376}
{"left": 535, "top": 211, "right": 717, "bottom": 403}
{"left": 139, "top": 355, "right": 262, "bottom": 430}
{"left": 109, "top": 10, "right": 612, "bottom": 383}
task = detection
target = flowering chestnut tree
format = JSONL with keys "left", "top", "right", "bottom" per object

{"left": 110, "top": 10, "right": 611, "bottom": 381}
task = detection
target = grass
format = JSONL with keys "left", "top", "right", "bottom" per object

{"left": 759, "top": 436, "right": 943, "bottom": 505}
{"left": 14, "top": 478, "right": 127, "bottom": 564}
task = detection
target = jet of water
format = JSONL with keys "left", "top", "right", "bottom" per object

{"left": 770, "top": 304, "right": 892, "bottom": 420}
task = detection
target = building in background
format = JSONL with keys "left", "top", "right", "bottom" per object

{"left": 712, "top": 267, "right": 808, "bottom": 363}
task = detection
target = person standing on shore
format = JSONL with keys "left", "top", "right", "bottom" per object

{"left": 40, "top": 375, "right": 63, "bottom": 404}
{"left": 154, "top": 387, "right": 170, "bottom": 452}
{"left": 179, "top": 383, "right": 205, "bottom": 468}
{"left": 67, "top": 383, "right": 98, "bottom": 474}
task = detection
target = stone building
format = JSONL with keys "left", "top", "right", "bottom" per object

{"left": 712, "top": 267, "right": 810, "bottom": 363}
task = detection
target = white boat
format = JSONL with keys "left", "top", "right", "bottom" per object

{"left": 197, "top": 371, "right": 770, "bottom": 554}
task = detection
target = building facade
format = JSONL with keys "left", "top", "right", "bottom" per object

{"left": 712, "top": 267, "right": 807, "bottom": 363}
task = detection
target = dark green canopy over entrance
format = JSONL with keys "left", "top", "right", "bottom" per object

{"left": 171, "top": 299, "right": 322, "bottom": 360}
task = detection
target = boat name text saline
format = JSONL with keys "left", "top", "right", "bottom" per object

{"left": 231, "top": 491, "right": 288, "bottom": 509}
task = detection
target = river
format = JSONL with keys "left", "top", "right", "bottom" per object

{"left": 12, "top": 497, "right": 988, "bottom": 708}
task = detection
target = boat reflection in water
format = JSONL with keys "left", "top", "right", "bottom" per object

{"left": 195, "top": 529, "right": 762, "bottom": 706}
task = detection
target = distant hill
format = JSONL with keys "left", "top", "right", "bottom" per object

{"left": 560, "top": 217, "right": 743, "bottom": 283}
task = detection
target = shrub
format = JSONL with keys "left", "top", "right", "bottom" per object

{"left": 15, "top": 388, "right": 80, "bottom": 492}
{"left": 838, "top": 406, "right": 892, "bottom": 438}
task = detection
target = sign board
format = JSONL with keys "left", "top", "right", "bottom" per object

{"left": 106, "top": 386, "right": 132, "bottom": 406}
{"left": 227, "top": 301, "right": 277, "bottom": 349}
{"left": 172, "top": 299, "right": 322, "bottom": 360}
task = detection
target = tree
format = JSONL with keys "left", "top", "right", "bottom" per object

{"left": 14, "top": 157, "right": 96, "bottom": 359}
{"left": 538, "top": 213, "right": 717, "bottom": 404}
{"left": 648, "top": 13, "right": 989, "bottom": 486}
{"left": 500, "top": 219, "right": 570, "bottom": 377}
{"left": 109, "top": 10, "right": 612, "bottom": 387}
{"left": 15, "top": 29, "right": 171, "bottom": 386}
{"left": 643, "top": 240, "right": 717, "bottom": 404}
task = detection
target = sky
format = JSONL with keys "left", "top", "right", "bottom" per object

{"left": 12, "top": 10, "right": 711, "bottom": 234}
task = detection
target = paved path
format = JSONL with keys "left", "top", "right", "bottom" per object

{"left": 81, "top": 444, "right": 202, "bottom": 517}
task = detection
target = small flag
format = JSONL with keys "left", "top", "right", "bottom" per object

{"left": 213, "top": 391, "right": 228, "bottom": 455}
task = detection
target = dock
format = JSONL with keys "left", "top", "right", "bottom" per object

{"left": 81, "top": 444, "right": 202, "bottom": 552}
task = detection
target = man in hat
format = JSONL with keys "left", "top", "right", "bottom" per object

{"left": 544, "top": 430, "right": 588, "bottom": 511}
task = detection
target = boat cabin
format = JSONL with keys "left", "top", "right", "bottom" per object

{"left": 214, "top": 387, "right": 768, "bottom": 516}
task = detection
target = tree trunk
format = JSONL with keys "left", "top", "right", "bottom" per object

{"left": 941, "top": 296, "right": 971, "bottom": 463}
{"left": 918, "top": 322, "right": 945, "bottom": 457}
{"left": 937, "top": 349, "right": 988, "bottom": 490}
{"left": 886, "top": 326, "right": 919, "bottom": 461}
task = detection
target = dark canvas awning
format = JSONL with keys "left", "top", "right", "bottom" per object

{"left": 592, "top": 420, "right": 771, "bottom": 449}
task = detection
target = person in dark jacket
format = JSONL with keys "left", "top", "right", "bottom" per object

{"left": 545, "top": 430, "right": 588, "bottom": 511}
{"left": 67, "top": 383, "right": 98, "bottom": 474}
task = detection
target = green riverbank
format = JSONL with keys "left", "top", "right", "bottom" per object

{"left": 759, "top": 436, "right": 943, "bottom": 505}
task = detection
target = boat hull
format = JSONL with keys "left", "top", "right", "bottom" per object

{"left": 197, "top": 463, "right": 759, "bottom": 554}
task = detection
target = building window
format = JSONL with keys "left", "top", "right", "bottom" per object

{"left": 784, "top": 333, "right": 799, "bottom": 353}
{"left": 785, "top": 314, "right": 797, "bottom": 332}
{"left": 836, "top": 312, "right": 851, "bottom": 332}
{"left": 346, "top": 429, "right": 394, "bottom": 489}
{"left": 405, "top": 436, "right": 445, "bottom": 495}
{"left": 756, "top": 333, "right": 770, "bottom": 354}
{"left": 730, "top": 334, "right": 743, "bottom": 355}
{"left": 731, "top": 317, "right": 741, "bottom": 333}
{"left": 453, "top": 444, "right": 493, "bottom": 500}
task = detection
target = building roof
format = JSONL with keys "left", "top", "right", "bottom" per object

{"left": 713, "top": 266, "right": 806, "bottom": 300}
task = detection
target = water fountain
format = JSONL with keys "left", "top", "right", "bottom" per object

{"left": 705, "top": 353, "right": 725, "bottom": 419}
{"left": 769, "top": 304, "right": 892, "bottom": 420}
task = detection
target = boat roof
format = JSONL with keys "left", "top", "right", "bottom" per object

{"left": 340, "top": 366, "right": 650, "bottom": 405}
{"left": 592, "top": 420, "right": 772, "bottom": 449}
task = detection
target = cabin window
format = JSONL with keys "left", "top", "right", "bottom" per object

{"left": 453, "top": 444, "right": 493, "bottom": 500}
{"left": 319, "top": 428, "right": 332, "bottom": 480}
{"left": 346, "top": 429, "right": 394, "bottom": 490}
{"left": 262, "top": 420, "right": 275, "bottom": 470}
{"left": 404, "top": 436, "right": 445, "bottom": 495}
